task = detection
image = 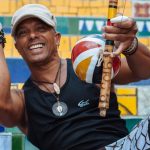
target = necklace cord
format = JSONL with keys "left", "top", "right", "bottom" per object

{"left": 31, "top": 59, "right": 61, "bottom": 99}
{"left": 31, "top": 59, "right": 61, "bottom": 86}
{"left": 31, "top": 60, "right": 68, "bottom": 116}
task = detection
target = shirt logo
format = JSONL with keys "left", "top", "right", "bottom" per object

{"left": 78, "top": 99, "right": 90, "bottom": 108}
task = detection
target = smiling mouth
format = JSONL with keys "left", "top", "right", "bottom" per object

{"left": 29, "top": 43, "right": 45, "bottom": 50}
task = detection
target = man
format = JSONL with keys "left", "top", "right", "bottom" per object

{"left": 0, "top": 3, "right": 150, "bottom": 150}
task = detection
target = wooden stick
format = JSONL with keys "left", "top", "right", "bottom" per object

{"left": 99, "top": 0, "right": 118, "bottom": 117}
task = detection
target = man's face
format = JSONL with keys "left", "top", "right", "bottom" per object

{"left": 14, "top": 18, "right": 60, "bottom": 65}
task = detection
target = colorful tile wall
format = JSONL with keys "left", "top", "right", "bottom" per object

{"left": 1, "top": 16, "right": 150, "bottom": 58}
{"left": 0, "top": 0, "right": 132, "bottom": 17}
{"left": 0, "top": 1, "right": 149, "bottom": 149}
{"left": 1, "top": 16, "right": 150, "bottom": 37}
{"left": 116, "top": 87, "right": 137, "bottom": 115}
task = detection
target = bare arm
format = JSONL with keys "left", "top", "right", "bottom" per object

{"left": 113, "top": 42, "right": 150, "bottom": 84}
{"left": 125, "top": 42, "right": 150, "bottom": 79}
{"left": 0, "top": 38, "right": 27, "bottom": 133}
{"left": 103, "top": 16, "right": 150, "bottom": 84}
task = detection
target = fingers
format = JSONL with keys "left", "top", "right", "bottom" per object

{"left": 102, "top": 19, "right": 137, "bottom": 39}
{"left": 102, "top": 16, "right": 138, "bottom": 56}
{"left": 103, "top": 51, "right": 115, "bottom": 58}
{"left": 113, "top": 17, "right": 136, "bottom": 28}
{"left": 103, "top": 39, "right": 135, "bottom": 57}
{"left": 102, "top": 26, "right": 128, "bottom": 35}
{"left": 102, "top": 33, "right": 133, "bottom": 42}
{"left": 111, "top": 16, "right": 129, "bottom": 23}
{"left": 102, "top": 30, "right": 136, "bottom": 43}
{"left": 103, "top": 48, "right": 123, "bottom": 58}
{"left": 113, "top": 42, "right": 130, "bottom": 56}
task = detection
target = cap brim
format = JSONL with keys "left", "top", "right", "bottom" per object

{"left": 11, "top": 14, "right": 55, "bottom": 37}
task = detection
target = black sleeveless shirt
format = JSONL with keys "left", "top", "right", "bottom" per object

{"left": 23, "top": 59, "right": 128, "bottom": 150}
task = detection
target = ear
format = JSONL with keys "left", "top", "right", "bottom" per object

{"left": 14, "top": 42, "right": 18, "bottom": 51}
{"left": 14, "top": 41, "right": 21, "bottom": 55}
{"left": 55, "top": 32, "right": 61, "bottom": 46}
{"left": 14, "top": 41, "right": 18, "bottom": 50}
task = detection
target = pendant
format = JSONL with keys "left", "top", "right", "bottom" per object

{"left": 53, "top": 83, "right": 60, "bottom": 94}
{"left": 52, "top": 101, "right": 68, "bottom": 117}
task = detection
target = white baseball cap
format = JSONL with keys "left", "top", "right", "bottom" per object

{"left": 11, "top": 4, "right": 57, "bottom": 37}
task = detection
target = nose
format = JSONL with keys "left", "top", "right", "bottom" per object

{"left": 29, "top": 31, "right": 38, "bottom": 40}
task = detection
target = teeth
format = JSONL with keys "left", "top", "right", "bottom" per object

{"left": 29, "top": 44, "right": 43, "bottom": 50}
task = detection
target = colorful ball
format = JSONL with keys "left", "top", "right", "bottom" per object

{"left": 71, "top": 34, "right": 121, "bottom": 84}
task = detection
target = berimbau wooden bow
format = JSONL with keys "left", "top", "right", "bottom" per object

{"left": 98, "top": 0, "right": 119, "bottom": 117}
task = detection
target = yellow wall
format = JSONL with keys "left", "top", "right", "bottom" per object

{"left": 2, "top": 0, "right": 148, "bottom": 116}
{"left": 0, "top": 0, "right": 132, "bottom": 17}
{"left": 4, "top": 35, "right": 150, "bottom": 58}
{"left": 1, "top": 0, "right": 150, "bottom": 58}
